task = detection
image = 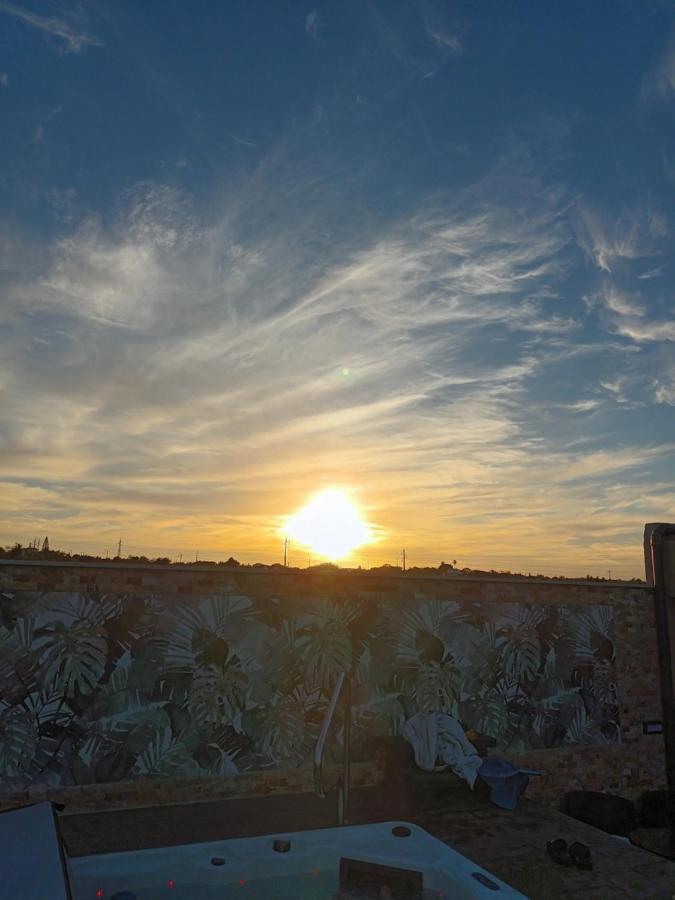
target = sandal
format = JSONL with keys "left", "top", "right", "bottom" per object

{"left": 546, "top": 838, "right": 574, "bottom": 866}
{"left": 569, "top": 841, "right": 593, "bottom": 870}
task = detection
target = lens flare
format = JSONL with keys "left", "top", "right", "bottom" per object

{"left": 283, "top": 489, "right": 372, "bottom": 561}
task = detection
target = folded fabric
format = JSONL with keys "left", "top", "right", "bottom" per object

{"left": 402, "top": 713, "right": 483, "bottom": 788}
{"left": 478, "top": 756, "right": 542, "bottom": 810}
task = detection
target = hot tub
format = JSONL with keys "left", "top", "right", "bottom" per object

{"left": 70, "top": 821, "right": 527, "bottom": 899}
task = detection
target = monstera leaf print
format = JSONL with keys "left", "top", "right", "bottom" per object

{"left": 393, "top": 600, "right": 452, "bottom": 664}
{"left": 460, "top": 622, "right": 504, "bottom": 690}
{"left": 163, "top": 595, "right": 256, "bottom": 672}
{"left": 0, "top": 620, "right": 40, "bottom": 703}
{"left": 497, "top": 605, "right": 545, "bottom": 683}
{"left": 563, "top": 705, "right": 604, "bottom": 745}
{"left": 568, "top": 606, "right": 615, "bottom": 663}
{"left": 135, "top": 727, "right": 194, "bottom": 776}
{"left": 23, "top": 689, "right": 73, "bottom": 730}
{"left": 245, "top": 693, "right": 309, "bottom": 766}
{"left": 352, "top": 690, "right": 406, "bottom": 742}
{"left": 415, "top": 660, "right": 459, "bottom": 714}
{"left": 458, "top": 690, "right": 509, "bottom": 738}
{"left": 189, "top": 664, "right": 248, "bottom": 728}
{"left": 294, "top": 599, "right": 356, "bottom": 687}
{"left": 34, "top": 618, "right": 107, "bottom": 695}
{"left": 34, "top": 592, "right": 122, "bottom": 633}
{"left": 258, "top": 620, "right": 307, "bottom": 696}
{"left": 267, "top": 695, "right": 309, "bottom": 765}
{"left": 203, "top": 743, "right": 239, "bottom": 776}
{"left": 0, "top": 704, "right": 38, "bottom": 778}
{"left": 296, "top": 617, "right": 352, "bottom": 689}
{"left": 438, "top": 617, "right": 481, "bottom": 670}
{"left": 97, "top": 698, "right": 171, "bottom": 736}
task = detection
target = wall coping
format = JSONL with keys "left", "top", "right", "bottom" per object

{"left": 0, "top": 557, "right": 651, "bottom": 591}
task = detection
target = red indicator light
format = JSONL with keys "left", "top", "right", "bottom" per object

{"left": 96, "top": 891, "right": 104, "bottom": 898}
{"left": 167, "top": 879, "right": 175, "bottom": 889}
{"left": 239, "top": 878, "right": 246, "bottom": 886}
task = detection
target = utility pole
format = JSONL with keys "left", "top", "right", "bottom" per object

{"left": 283, "top": 537, "right": 289, "bottom": 567}
{"left": 117, "top": 538, "right": 122, "bottom": 558}
{"left": 195, "top": 549, "right": 199, "bottom": 562}
{"left": 402, "top": 548, "right": 407, "bottom": 572}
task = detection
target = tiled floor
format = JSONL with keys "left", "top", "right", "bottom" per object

{"left": 60, "top": 789, "right": 675, "bottom": 899}
{"left": 422, "top": 799, "right": 675, "bottom": 899}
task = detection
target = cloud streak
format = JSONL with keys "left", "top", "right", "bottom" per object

{"left": 305, "top": 10, "right": 320, "bottom": 39}
{"left": 0, "top": 2, "right": 102, "bottom": 53}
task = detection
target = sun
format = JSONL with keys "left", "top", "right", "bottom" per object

{"left": 283, "top": 489, "right": 372, "bottom": 561}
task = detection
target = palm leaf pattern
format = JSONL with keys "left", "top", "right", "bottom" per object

{"left": 0, "top": 587, "right": 620, "bottom": 791}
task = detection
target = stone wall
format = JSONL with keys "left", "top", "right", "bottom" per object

{"left": 0, "top": 561, "right": 665, "bottom": 810}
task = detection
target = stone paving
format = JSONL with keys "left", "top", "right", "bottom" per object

{"left": 420, "top": 798, "right": 675, "bottom": 899}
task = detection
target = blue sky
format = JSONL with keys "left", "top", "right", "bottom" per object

{"left": 1, "top": 0, "right": 674, "bottom": 576}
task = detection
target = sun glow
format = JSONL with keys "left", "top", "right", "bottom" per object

{"left": 283, "top": 489, "right": 372, "bottom": 561}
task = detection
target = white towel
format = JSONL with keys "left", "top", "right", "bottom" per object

{"left": 402, "top": 713, "right": 483, "bottom": 789}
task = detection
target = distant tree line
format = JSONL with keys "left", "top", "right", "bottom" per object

{"left": 0, "top": 541, "right": 644, "bottom": 582}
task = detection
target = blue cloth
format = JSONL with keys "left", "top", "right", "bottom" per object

{"left": 478, "top": 756, "right": 542, "bottom": 811}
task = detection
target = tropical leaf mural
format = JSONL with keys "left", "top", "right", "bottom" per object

{"left": 0, "top": 588, "right": 620, "bottom": 792}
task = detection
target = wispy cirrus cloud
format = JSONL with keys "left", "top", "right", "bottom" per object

{"left": 305, "top": 10, "right": 320, "bottom": 40}
{"left": 573, "top": 206, "right": 667, "bottom": 273}
{"left": 422, "top": 0, "right": 461, "bottom": 54}
{"left": 0, "top": 1, "right": 102, "bottom": 54}
{"left": 641, "top": 31, "right": 675, "bottom": 105}
{"left": 655, "top": 378, "right": 675, "bottom": 405}
{"left": 597, "top": 285, "right": 675, "bottom": 343}
{"left": 557, "top": 399, "right": 602, "bottom": 413}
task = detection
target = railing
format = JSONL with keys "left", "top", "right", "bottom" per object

{"left": 313, "top": 670, "right": 351, "bottom": 826}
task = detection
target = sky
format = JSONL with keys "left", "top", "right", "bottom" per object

{"left": 1, "top": 0, "right": 674, "bottom": 577}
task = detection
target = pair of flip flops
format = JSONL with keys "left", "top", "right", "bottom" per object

{"left": 546, "top": 838, "right": 593, "bottom": 870}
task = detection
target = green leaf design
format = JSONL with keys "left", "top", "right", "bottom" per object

{"left": 135, "top": 727, "right": 192, "bottom": 776}
{"left": 497, "top": 605, "right": 544, "bottom": 683}
{"left": 163, "top": 595, "right": 255, "bottom": 672}
{"left": 415, "top": 660, "right": 459, "bottom": 714}
{"left": 296, "top": 619, "right": 352, "bottom": 688}
{"left": 459, "top": 691, "right": 509, "bottom": 738}
{"left": 393, "top": 600, "right": 453, "bottom": 664}
{"left": 260, "top": 694, "right": 309, "bottom": 766}
{"left": 538, "top": 687, "right": 581, "bottom": 710}
{"left": 203, "top": 743, "right": 238, "bottom": 776}
{"left": 34, "top": 619, "right": 107, "bottom": 695}
{"left": 568, "top": 606, "right": 615, "bottom": 663}
{"left": 0, "top": 621, "right": 40, "bottom": 703}
{"left": 97, "top": 699, "right": 171, "bottom": 736}
{"left": 0, "top": 705, "right": 38, "bottom": 777}
{"left": 39, "top": 593, "right": 122, "bottom": 628}
{"left": 189, "top": 664, "right": 248, "bottom": 727}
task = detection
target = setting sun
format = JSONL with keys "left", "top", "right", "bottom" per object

{"left": 283, "top": 489, "right": 372, "bottom": 561}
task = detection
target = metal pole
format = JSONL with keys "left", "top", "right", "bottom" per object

{"left": 649, "top": 524, "right": 675, "bottom": 845}
{"left": 342, "top": 674, "right": 351, "bottom": 824}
